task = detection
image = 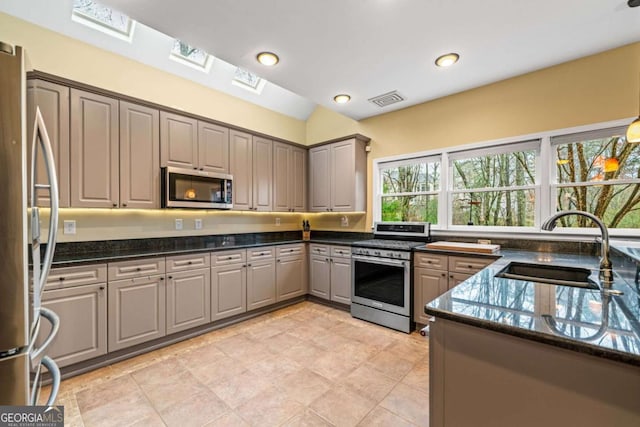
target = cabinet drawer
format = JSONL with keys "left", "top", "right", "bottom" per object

{"left": 44, "top": 264, "right": 107, "bottom": 290}
{"left": 166, "top": 252, "right": 210, "bottom": 272}
{"left": 277, "top": 244, "right": 305, "bottom": 257}
{"left": 212, "top": 250, "right": 246, "bottom": 266}
{"left": 448, "top": 256, "right": 494, "bottom": 275}
{"left": 108, "top": 257, "right": 166, "bottom": 281}
{"left": 414, "top": 253, "right": 448, "bottom": 270}
{"left": 309, "top": 244, "right": 329, "bottom": 256}
{"left": 248, "top": 246, "right": 275, "bottom": 261}
{"left": 331, "top": 246, "right": 351, "bottom": 259}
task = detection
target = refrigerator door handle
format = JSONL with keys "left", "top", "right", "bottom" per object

{"left": 30, "top": 107, "right": 59, "bottom": 307}
{"left": 29, "top": 307, "right": 59, "bottom": 363}
{"left": 29, "top": 356, "right": 60, "bottom": 407}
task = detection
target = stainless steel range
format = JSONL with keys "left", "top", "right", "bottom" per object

{"left": 351, "top": 222, "right": 431, "bottom": 333}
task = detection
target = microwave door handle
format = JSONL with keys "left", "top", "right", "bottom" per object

{"left": 31, "top": 107, "right": 59, "bottom": 300}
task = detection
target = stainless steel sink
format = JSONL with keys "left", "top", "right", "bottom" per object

{"left": 495, "top": 262, "right": 599, "bottom": 289}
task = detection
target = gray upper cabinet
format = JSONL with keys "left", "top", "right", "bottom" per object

{"left": 198, "top": 121, "right": 229, "bottom": 173}
{"left": 70, "top": 89, "right": 119, "bottom": 208}
{"left": 309, "top": 138, "right": 367, "bottom": 212}
{"left": 26, "top": 80, "right": 70, "bottom": 208}
{"left": 253, "top": 137, "right": 273, "bottom": 211}
{"left": 119, "top": 101, "right": 160, "bottom": 209}
{"left": 229, "top": 130, "right": 253, "bottom": 210}
{"left": 230, "top": 131, "right": 273, "bottom": 211}
{"left": 160, "top": 111, "right": 198, "bottom": 169}
{"left": 273, "top": 142, "right": 307, "bottom": 212}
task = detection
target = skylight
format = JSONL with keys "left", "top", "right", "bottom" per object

{"left": 232, "top": 68, "right": 266, "bottom": 94}
{"left": 71, "top": 0, "right": 134, "bottom": 41}
{"left": 170, "top": 40, "right": 212, "bottom": 72}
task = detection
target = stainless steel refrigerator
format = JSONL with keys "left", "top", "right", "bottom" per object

{"left": 0, "top": 42, "right": 61, "bottom": 406}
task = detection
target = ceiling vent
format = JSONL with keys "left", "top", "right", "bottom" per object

{"left": 368, "top": 91, "right": 405, "bottom": 108}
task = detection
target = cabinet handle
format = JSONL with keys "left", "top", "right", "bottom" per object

{"left": 468, "top": 265, "right": 473, "bottom": 269}
{"left": 199, "top": 168, "right": 204, "bottom": 171}
{"left": 248, "top": 263, "right": 252, "bottom": 267}
{"left": 187, "top": 261, "right": 192, "bottom": 265}
{"left": 58, "top": 277, "right": 64, "bottom": 281}
{"left": 99, "top": 286, "right": 105, "bottom": 290}
{"left": 168, "top": 276, "right": 173, "bottom": 279}
{"left": 277, "top": 259, "right": 281, "bottom": 263}
{"left": 136, "top": 267, "right": 141, "bottom": 271}
{"left": 325, "top": 258, "right": 329, "bottom": 262}
{"left": 160, "top": 277, "right": 164, "bottom": 281}
{"left": 427, "top": 260, "right": 432, "bottom": 264}
{"left": 449, "top": 275, "right": 454, "bottom": 279}
{"left": 193, "top": 167, "right": 198, "bottom": 170}
{"left": 441, "top": 273, "right": 446, "bottom": 277}
{"left": 242, "top": 264, "right": 246, "bottom": 268}
{"left": 112, "top": 203, "right": 117, "bottom": 207}
{"left": 122, "top": 203, "right": 127, "bottom": 207}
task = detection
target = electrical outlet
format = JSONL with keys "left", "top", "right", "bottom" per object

{"left": 195, "top": 219, "right": 203, "bottom": 230}
{"left": 478, "top": 239, "right": 491, "bottom": 245}
{"left": 175, "top": 219, "right": 183, "bottom": 230}
{"left": 341, "top": 216, "right": 349, "bottom": 227}
{"left": 63, "top": 220, "right": 76, "bottom": 235}
{"left": 275, "top": 217, "right": 281, "bottom": 226}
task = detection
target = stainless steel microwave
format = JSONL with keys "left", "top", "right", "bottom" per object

{"left": 161, "top": 167, "right": 233, "bottom": 209}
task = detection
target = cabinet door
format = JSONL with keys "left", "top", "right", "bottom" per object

{"left": 276, "top": 255, "right": 305, "bottom": 301}
{"left": 272, "top": 142, "right": 290, "bottom": 212}
{"left": 229, "top": 130, "right": 253, "bottom": 210}
{"left": 246, "top": 258, "right": 276, "bottom": 311}
{"left": 330, "top": 140, "right": 355, "bottom": 211}
{"left": 414, "top": 267, "right": 448, "bottom": 324}
{"left": 309, "top": 145, "right": 331, "bottom": 211}
{"left": 448, "top": 272, "right": 472, "bottom": 290}
{"left": 108, "top": 274, "right": 166, "bottom": 351}
{"left": 39, "top": 283, "right": 107, "bottom": 368}
{"left": 253, "top": 137, "right": 273, "bottom": 211}
{"left": 198, "top": 121, "right": 229, "bottom": 173}
{"left": 166, "top": 268, "right": 211, "bottom": 334}
{"left": 309, "top": 254, "right": 331, "bottom": 300}
{"left": 27, "top": 80, "right": 70, "bottom": 207}
{"left": 119, "top": 101, "right": 160, "bottom": 208}
{"left": 211, "top": 263, "right": 247, "bottom": 321}
{"left": 160, "top": 111, "right": 198, "bottom": 169}
{"left": 290, "top": 146, "right": 307, "bottom": 212}
{"left": 70, "top": 89, "right": 119, "bottom": 208}
{"left": 330, "top": 257, "right": 352, "bottom": 305}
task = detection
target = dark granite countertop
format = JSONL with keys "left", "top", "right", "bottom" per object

{"left": 45, "top": 231, "right": 370, "bottom": 266}
{"left": 425, "top": 249, "right": 640, "bottom": 367}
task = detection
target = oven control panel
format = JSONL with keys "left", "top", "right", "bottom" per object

{"left": 351, "top": 247, "right": 411, "bottom": 260}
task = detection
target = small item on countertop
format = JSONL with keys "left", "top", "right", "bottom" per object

{"left": 303, "top": 220, "right": 310, "bottom": 241}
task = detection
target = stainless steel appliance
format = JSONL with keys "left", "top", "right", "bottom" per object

{"left": 162, "top": 166, "right": 233, "bottom": 209}
{"left": 351, "top": 222, "right": 431, "bottom": 333}
{"left": 0, "top": 42, "right": 61, "bottom": 406}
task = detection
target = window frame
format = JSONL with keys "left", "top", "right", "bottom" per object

{"left": 372, "top": 117, "right": 637, "bottom": 237}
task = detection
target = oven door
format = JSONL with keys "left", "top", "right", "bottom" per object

{"left": 351, "top": 254, "right": 410, "bottom": 317}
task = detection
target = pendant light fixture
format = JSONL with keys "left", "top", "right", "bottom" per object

{"left": 627, "top": 73, "right": 640, "bottom": 143}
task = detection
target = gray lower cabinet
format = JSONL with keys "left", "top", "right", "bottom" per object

{"left": 211, "top": 261, "right": 247, "bottom": 321}
{"left": 309, "top": 244, "right": 351, "bottom": 304}
{"left": 39, "top": 283, "right": 107, "bottom": 368}
{"left": 414, "top": 267, "right": 448, "bottom": 324}
{"left": 330, "top": 254, "right": 351, "bottom": 304}
{"left": 246, "top": 247, "right": 276, "bottom": 310}
{"left": 108, "top": 274, "right": 166, "bottom": 352}
{"left": 276, "top": 244, "right": 307, "bottom": 301}
{"left": 166, "top": 268, "right": 211, "bottom": 334}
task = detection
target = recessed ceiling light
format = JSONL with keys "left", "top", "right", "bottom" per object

{"left": 257, "top": 52, "right": 279, "bottom": 66}
{"left": 435, "top": 53, "right": 460, "bottom": 67}
{"left": 333, "top": 94, "right": 351, "bottom": 104}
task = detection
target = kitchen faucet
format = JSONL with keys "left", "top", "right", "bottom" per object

{"left": 541, "top": 210, "right": 613, "bottom": 287}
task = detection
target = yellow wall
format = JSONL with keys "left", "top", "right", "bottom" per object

{"left": 0, "top": 12, "right": 306, "bottom": 144}
{"left": 6, "top": 9, "right": 640, "bottom": 239}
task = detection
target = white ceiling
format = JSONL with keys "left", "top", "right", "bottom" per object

{"left": 96, "top": 0, "right": 640, "bottom": 120}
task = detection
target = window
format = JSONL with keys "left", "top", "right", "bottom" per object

{"left": 379, "top": 156, "right": 440, "bottom": 223}
{"left": 170, "top": 40, "right": 212, "bottom": 71}
{"left": 72, "top": 0, "right": 135, "bottom": 41}
{"left": 374, "top": 119, "right": 637, "bottom": 234}
{"left": 449, "top": 141, "right": 539, "bottom": 227}
{"left": 551, "top": 126, "right": 640, "bottom": 229}
{"left": 232, "top": 68, "right": 266, "bottom": 94}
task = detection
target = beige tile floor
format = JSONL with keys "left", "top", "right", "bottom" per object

{"left": 43, "top": 301, "right": 430, "bottom": 427}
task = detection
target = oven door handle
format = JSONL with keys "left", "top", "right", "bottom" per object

{"left": 352, "top": 255, "right": 407, "bottom": 267}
